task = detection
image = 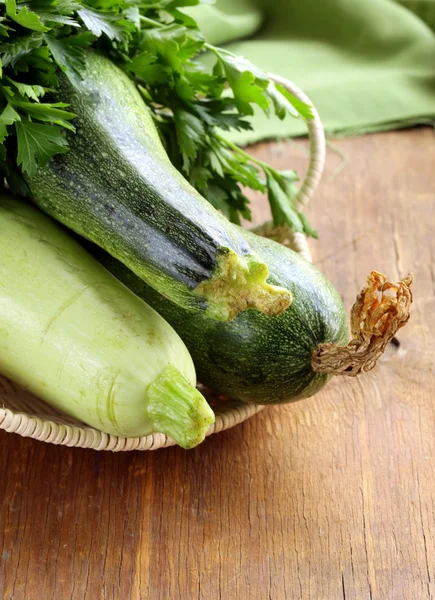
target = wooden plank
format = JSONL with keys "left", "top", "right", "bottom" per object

{"left": 1, "top": 128, "right": 434, "bottom": 600}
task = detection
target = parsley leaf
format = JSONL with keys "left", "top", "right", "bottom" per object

{"left": 0, "top": 33, "right": 44, "bottom": 68}
{"left": 0, "top": 103, "right": 20, "bottom": 142}
{"left": 0, "top": 0, "right": 317, "bottom": 236}
{"left": 5, "top": 0, "right": 50, "bottom": 32}
{"left": 266, "top": 81, "right": 299, "bottom": 119}
{"left": 16, "top": 119, "right": 69, "bottom": 174}
{"left": 267, "top": 172, "right": 304, "bottom": 233}
{"left": 77, "top": 6, "right": 130, "bottom": 42}
{"left": 13, "top": 101, "right": 76, "bottom": 130}
{"left": 275, "top": 83, "right": 314, "bottom": 121}
{"left": 213, "top": 51, "right": 270, "bottom": 116}
{"left": 5, "top": 76, "right": 46, "bottom": 101}
{"left": 174, "top": 108, "right": 204, "bottom": 170}
{"left": 44, "top": 33, "right": 87, "bottom": 82}
{"left": 126, "top": 50, "right": 166, "bottom": 84}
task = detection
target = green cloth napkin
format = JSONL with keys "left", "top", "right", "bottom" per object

{"left": 189, "top": 0, "right": 435, "bottom": 143}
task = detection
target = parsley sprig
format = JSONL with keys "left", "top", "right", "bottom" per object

{"left": 0, "top": 0, "right": 317, "bottom": 237}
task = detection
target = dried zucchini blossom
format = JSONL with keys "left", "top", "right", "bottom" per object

{"left": 312, "top": 271, "right": 414, "bottom": 376}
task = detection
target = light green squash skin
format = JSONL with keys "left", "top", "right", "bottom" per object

{"left": 100, "top": 230, "right": 350, "bottom": 405}
{"left": 0, "top": 195, "right": 214, "bottom": 446}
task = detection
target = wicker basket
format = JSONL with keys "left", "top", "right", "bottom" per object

{"left": 0, "top": 75, "right": 325, "bottom": 451}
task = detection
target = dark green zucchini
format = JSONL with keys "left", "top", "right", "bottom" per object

{"left": 24, "top": 52, "right": 290, "bottom": 322}
{"left": 100, "top": 231, "right": 414, "bottom": 404}
{"left": 97, "top": 230, "right": 350, "bottom": 404}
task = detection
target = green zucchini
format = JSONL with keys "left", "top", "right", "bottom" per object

{"left": 97, "top": 230, "right": 350, "bottom": 405}
{"left": 0, "top": 195, "right": 214, "bottom": 448}
{"left": 24, "top": 51, "right": 290, "bottom": 322}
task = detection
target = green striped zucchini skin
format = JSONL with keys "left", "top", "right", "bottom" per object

{"left": 25, "top": 52, "right": 284, "bottom": 319}
{"left": 99, "top": 231, "right": 349, "bottom": 405}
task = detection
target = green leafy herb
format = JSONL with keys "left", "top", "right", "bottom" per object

{"left": 77, "top": 6, "right": 130, "bottom": 42}
{"left": 5, "top": 0, "right": 50, "bottom": 32}
{"left": 0, "top": 103, "right": 20, "bottom": 143}
{"left": 44, "top": 34, "right": 88, "bottom": 82}
{"left": 16, "top": 119, "right": 69, "bottom": 173}
{"left": 0, "top": 0, "right": 316, "bottom": 236}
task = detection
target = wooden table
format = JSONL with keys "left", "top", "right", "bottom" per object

{"left": 1, "top": 129, "right": 434, "bottom": 600}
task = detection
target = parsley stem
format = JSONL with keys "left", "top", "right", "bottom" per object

{"left": 215, "top": 133, "right": 271, "bottom": 174}
{"left": 139, "top": 15, "right": 164, "bottom": 27}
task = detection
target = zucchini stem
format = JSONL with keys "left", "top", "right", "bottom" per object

{"left": 147, "top": 365, "right": 215, "bottom": 449}
{"left": 311, "top": 271, "right": 413, "bottom": 376}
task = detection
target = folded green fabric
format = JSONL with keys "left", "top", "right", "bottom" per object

{"left": 190, "top": 0, "right": 435, "bottom": 143}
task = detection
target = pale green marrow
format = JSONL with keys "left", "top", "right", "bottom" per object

{"left": 0, "top": 195, "right": 214, "bottom": 448}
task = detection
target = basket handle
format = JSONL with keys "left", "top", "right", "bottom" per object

{"left": 252, "top": 75, "right": 325, "bottom": 263}
{"left": 268, "top": 73, "right": 326, "bottom": 206}
{"left": 268, "top": 73, "right": 325, "bottom": 206}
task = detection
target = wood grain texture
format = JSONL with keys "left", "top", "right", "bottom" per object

{"left": 1, "top": 128, "right": 434, "bottom": 600}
